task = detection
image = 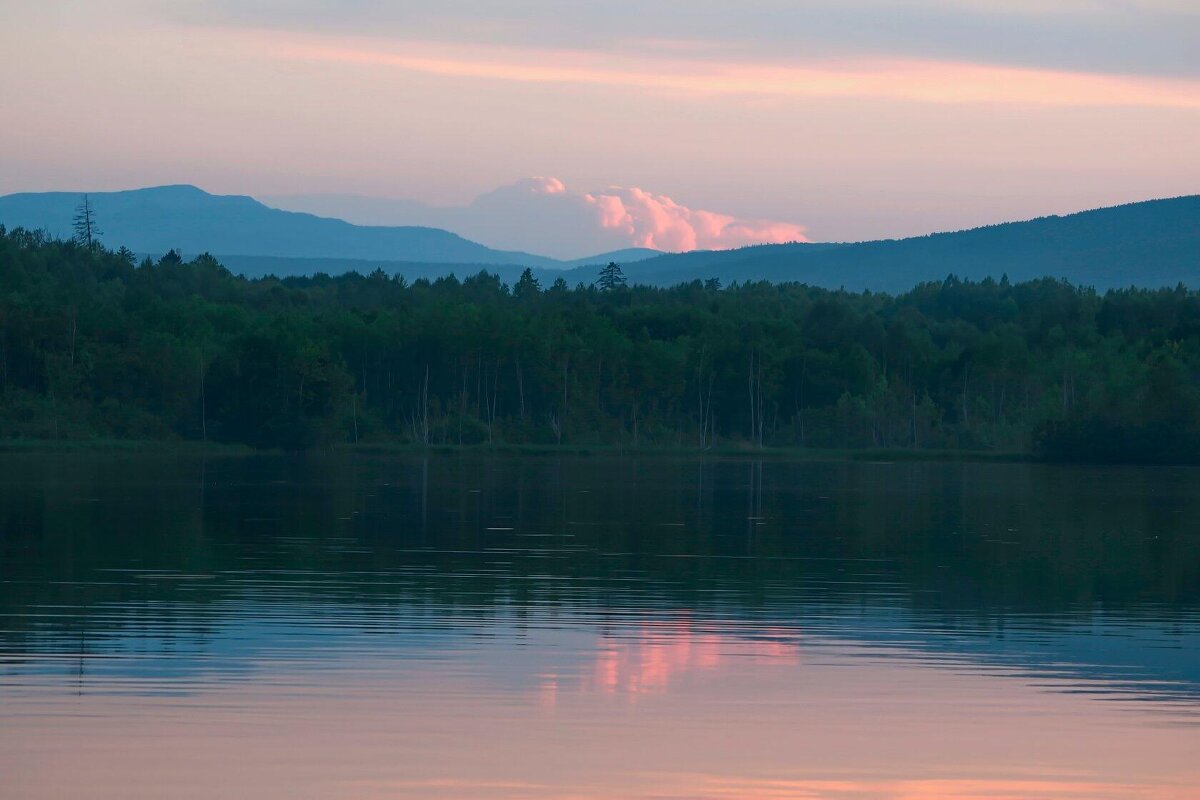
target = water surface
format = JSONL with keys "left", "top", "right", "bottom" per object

{"left": 2, "top": 454, "right": 1198, "bottom": 799}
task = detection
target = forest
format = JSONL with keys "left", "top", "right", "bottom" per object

{"left": 3, "top": 225, "right": 1200, "bottom": 462}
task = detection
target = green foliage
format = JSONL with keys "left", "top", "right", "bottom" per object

{"left": 596, "top": 261, "right": 627, "bottom": 291}
{"left": 3, "top": 227, "right": 1200, "bottom": 461}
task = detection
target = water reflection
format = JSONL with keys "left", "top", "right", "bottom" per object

{"left": 1, "top": 453, "right": 1199, "bottom": 798}
{"left": 582, "top": 620, "right": 800, "bottom": 697}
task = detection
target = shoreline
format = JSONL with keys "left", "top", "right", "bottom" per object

{"left": 7, "top": 439, "right": 1195, "bottom": 466}
{"left": 0, "top": 438, "right": 1034, "bottom": 463}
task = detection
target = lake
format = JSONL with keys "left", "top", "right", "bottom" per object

{"left": 1, "top": 453, "right": 1198, "bottom": 799}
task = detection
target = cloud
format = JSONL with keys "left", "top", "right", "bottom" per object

{"left": 267, "top": 36, "right": 1200, "bottom": 110}
{"left": 579, "top": 185, "right": 807, "bottom": 251}
{"left": 453, "top": 177, "right": 809, "bottom": 255}
{"left": 265, "top": 177, "right": 808, "bottom": 258}
{"left": 165, "top": 1, "right": 1200, "bottom": 80}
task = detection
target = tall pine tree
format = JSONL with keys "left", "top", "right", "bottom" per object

{"left": 72, "top": 195, "right": 102, "bottom": 249}
{"left": 596, "top": 261, "right": 626, "bottom": 291}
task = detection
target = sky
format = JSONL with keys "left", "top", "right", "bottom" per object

{"left": 2, "top": 1, "right": 1199, "bottom": 248}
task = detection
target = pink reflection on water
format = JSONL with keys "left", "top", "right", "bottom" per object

{"left": 5, "top": 616, "right": 1199, "bottom": 800}
{"left": 581, "top": 619, "right": 800, "bottom": 697}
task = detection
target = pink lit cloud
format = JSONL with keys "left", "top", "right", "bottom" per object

{"left": 268, "top": 176, "right": 809, "bottom": 258}
{"left": 450, "top": 176, "right": 810, "bottom": 254}
{"left": 265, "top": 35, "right": 1200, "bottom": 110}
{"left": 579, "top": 184, "right": 808, "bottom": 251}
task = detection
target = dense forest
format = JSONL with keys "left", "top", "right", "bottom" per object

{"left": 3, "top": 226, "right": 1200, "bottom": 461}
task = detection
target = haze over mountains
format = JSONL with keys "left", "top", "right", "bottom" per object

{"left": 617, "top": 195, "right": 1200, "bottom": 293}
{"left": 0, "top": 185, "right": 1197, "bottom": 292}
{"left": 264, "top": 176, "right": 809, "bottom": 257}
{"left": 0, "top": 185, "right": 655, "bottom": 271}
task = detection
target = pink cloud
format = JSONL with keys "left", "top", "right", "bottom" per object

{"left": 467, "top": 176, "right": 807, "bottom": 253}
{"left": 580, "top": 184, "right": 808, "bottom": 250}
{"left": 270, "top": 176, "right": 808, "bottom": 257}
{"left": 520, "top": 176, "right": 566, "bottom": 195}
{"left": 270, "top": 36, "right": 1200, "bottom": 110}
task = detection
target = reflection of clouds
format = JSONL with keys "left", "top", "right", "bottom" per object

{"left": 578, "top": 620, "right": 800, "bottom": 697}
{"left": 536, "top": 673, "right": 558, "bottom": 710}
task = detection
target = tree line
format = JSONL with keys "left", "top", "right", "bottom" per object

{"left": 3, "top": 225, "right": 1200, "bottom": 461}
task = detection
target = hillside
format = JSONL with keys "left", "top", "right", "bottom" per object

{"left": 207, "top": 194, "right": 1200, "bottom": 291}
{"left": 606, "top": 196, "right": 1200, "bottom": 291}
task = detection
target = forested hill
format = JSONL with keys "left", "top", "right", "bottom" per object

{"left": 601, "top": 195, "right": 1200, "bottom": 292}
{"left": 6, "top": 227, "right": 1200, "bottom": 462}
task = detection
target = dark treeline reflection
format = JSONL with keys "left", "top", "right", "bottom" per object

{"left": 2, "top": 454, "right": 1199, "bottom": 692}
{"left": 10, "top": 229, "right": 1200, "bottom": 460}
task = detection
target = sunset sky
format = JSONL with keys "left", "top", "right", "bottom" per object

{"left": 3, "top": 1, "right": 1198, "bottom": 244}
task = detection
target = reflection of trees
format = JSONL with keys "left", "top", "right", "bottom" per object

{"left": 1, "top": 454, "right": 1197, "bottom": 695}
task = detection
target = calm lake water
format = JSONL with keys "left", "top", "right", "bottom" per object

{"left": 1, "top": 453, "right": 1198, "bottom": 799}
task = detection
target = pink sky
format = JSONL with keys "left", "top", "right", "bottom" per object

{"left": 1, "top": 1, "right": 1198, "bottom": 243}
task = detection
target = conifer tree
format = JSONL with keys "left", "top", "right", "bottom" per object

{"left": 72, "top": 195, "right": 102, "bottom": 249}
{"left": 596, "top": 261, "right": 626, "bottom": 291}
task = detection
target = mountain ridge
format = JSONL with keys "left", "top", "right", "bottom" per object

{"left": 0, "top": 185, "right": 662, "bottom": 269}
{"left": 1, "top": 186, "right": 1197, "bottom": 291}
{"left": 594, "top": 194, "right": 1200, "bottom": 291}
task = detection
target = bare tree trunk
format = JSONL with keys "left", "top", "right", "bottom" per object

{"left": 700, "top": 376, "right": 710, "bottom": 450}
{"left": 410, "top": 364, "right": 430, "bottom": 445}
{"left": 748, "top": 350, "right": 756, "bottom": 446}
{"left": 1, "top": 324, "right": 8, "bottom": 394}
{"left": 459, "top": 360, "right": 468, "bottom": 445}
{"left": 798, "top": 357, "right": 807, "bottom": 447}
{"left": 962, "top": 363, "right": 970, "bottom": 428}
{"left": 1062, "top": 362, "right": 1072, "bottom": 414}
{"left": 631, "top": 394, "right": 639, "bottom": 447}
{"left": 515, "top": 352, "right": 525, "bottom": 421}
{"left": 199, "top": 348, "right": 207, "bottom": 442}
{"left": 486, "top": 357, "right": 499, "bottom": 443}
{"left": 911, "top": 391, "right": 917, "bottom": 448}
{"left": 559, "top": 357, "right": 569, "bottom": 445}
{"left": 758, "top": 375, "right": 765, "bottom": 448}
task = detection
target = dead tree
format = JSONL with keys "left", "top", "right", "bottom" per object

{"left": 72, "top": 195, "right": 102, "bottom": 249}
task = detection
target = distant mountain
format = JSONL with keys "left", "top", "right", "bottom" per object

{"left": 559, "top": 247, "right": 661, "bottom": 269}
{"left": 262, "top": 176, "right": 797, "bottom": 258}
{"left": 170, "top": 193, "right": 1200, "bottom": 291}
{"left": 606, "top": 196, "right": 1200, "bottom": 292}
{"left": 0, "top": 185, "right": 571, "bottom": 267}
{"left": 3, "top": 186, "right": 1195, "bottom": 291}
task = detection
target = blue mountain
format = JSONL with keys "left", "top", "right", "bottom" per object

{"left": 0, "top": 184, "right": 575, "bottom": 267}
